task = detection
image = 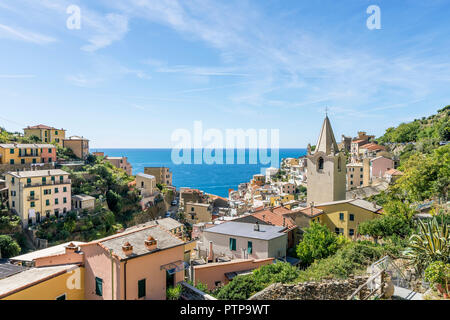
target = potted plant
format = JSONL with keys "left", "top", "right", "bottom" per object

{"left": 424, "top": 261, "right": 450, "bottom": 298}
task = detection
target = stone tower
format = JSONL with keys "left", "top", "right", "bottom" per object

{"left": 306, "top": 116, "right": 346, "bottom": 205}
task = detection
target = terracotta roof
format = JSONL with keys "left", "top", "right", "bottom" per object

{"left": 361, "top": 143, "right": 385, "bottom": 151}
{"left": 272, "top": 206, "right": 292, "bottom": 215}
{"left": 385, "top": 168, "right": 403, "bottom": 176}
{"left": 296, "top": 206, "right": 324, "bottom": 217}
{"left": 251, "top": 208, "right": 297, "bottom": 231}
{"left": 25, "top": 124, "right": 59, "bottom": 130}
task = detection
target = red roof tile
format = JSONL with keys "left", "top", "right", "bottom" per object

{"left": 297, "top": 206, "right": 324, "bottom": 217}
{"left": 252, "top": 209, "right": 297, "bottom": 231}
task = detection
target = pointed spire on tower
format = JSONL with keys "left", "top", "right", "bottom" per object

{"left": 314, "top": 114, "right": 339, "bottom": 155}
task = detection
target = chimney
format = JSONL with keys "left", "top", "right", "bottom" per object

{"left": 144, "top": 236, "right": 157, "bottom": 251}
{"left": 254, "top": 221, "right": 260, "bottom": 231}
{"left": 283, "top": 217, "right": 286, "bottom": 227}
{"left": 207, "top": 241, "right": 213, "bottom": 262}
{"left": 65, "top": 242, "right": 78, "bottom": 254}
{"left": 122, "top": 242, "right": 133, "bottom": 256}
{"left": 262, "top": 214, "right": 266, "bottom": 221}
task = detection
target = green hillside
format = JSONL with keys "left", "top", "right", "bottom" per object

{"left": 378, "top": 105, "right": 449, "bottom": 144}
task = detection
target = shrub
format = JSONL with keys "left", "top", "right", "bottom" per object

{"left": 0, "top": 235, "right": 21, "bottom": 258}
{"left": 424, "top": 261, "right": 450, "bottom": 294}
{"left": 166, "top": 284, "right": 182, "bottom": 300}
{"left": 296, "top": 222, "right": 340, "bottom": 266}
{"left": 297, "top": 241, "right": 384, "bottom": 282}
{"left": 215, "top": 275, "right": 262, "bottom": 300}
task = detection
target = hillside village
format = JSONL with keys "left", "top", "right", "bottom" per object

{"left": 0, "top": 106, "right": 448, "bottom": 300}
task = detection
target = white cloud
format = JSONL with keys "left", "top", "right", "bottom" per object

{"left": 80, "top": 13, "right": 129, "bottom": 52}
{"left": 0, "top": 23, "right": 56, "bottom": 44}
{"left": 65, "top": 74, "right": 104, "bottom": 88}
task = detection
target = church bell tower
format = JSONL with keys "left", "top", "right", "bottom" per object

{"left": 306, "top": 115, "right": 346, "bottom": 205}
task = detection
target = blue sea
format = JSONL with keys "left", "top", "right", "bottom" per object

{"left": 91, "top": 148, "right": 306, "bottom": 197}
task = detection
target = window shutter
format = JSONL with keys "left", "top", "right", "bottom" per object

{"left": 138, "top": 279, "right": 146, "bottom": 298}
{"left": 95, "top": 277, "right": 103, "bottom": 296}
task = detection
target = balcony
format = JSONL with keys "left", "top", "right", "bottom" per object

{"left": 27, "top": 195, "right": 40, "bottom": 201}
{"left": 22, "top": 179, "right": 71, "bottom": 188}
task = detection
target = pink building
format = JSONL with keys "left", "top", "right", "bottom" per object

{"left": 281, "top": 183, "right": 296, "bottom": 194}
{"left": 24, "top": 223, "right": 188, "bottom": 300}
{"left": 193, "top": 258, "right": 273, "bottom": 290}
{"left": 39, "top": 145, "right": 57, "bottom": 163}
{"left": 370, "top": 156, "right": 394, "bottom": 179}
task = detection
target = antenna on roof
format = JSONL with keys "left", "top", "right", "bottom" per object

{"left": 325, "top": 106, "right": 328, "bottom": 117}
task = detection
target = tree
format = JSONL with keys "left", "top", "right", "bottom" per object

{"left": 106, "top": 190, "right": 122, "bottom": 214}
{"left": 357, "top": 201, "right": 415, "bottom": 239}
{"left": 391, "top": 145, "right": 449, "bottom": 202}
{"left": 0, "top": 235, "right": 21, "bottom": 258}
{"left": 296, "top": 222, "right": 340, "bottom": 266}
{"left": 252, "top": 262, "right": 300, "bottom": 284}
{"left": 215, "top": 275, "right": 262, "bottom": 300}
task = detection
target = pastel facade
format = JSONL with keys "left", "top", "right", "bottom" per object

{"left": 193, "top": 258, "right": 273, "bottom": 290}
{"left": 251, "top": 174, "right": 265, "bottom": 187}
{"left": 269, "top": 193, "right": 295, "bottom": 207}
{"left": 63, "top": 136, "right": 90, "bottom": 160}
{"left": 0, "top": 144, "right": 56, "bottom": 165}
{"left": 0, "top": 264, "right": 84, "bottom": 300}
{"left": 296, "top": 199, "right": 382, "bottom": 239}
{"left": 346, "top": 163, "right": 364, "bottom": 190}
{"left": 199, "top": 221, "right": 288, "bottom": 261}
{"left": 72, "top": 194, "right": 96, "bottom": 212}
{"left": 135, "top": 173, "right": 156, "bottom": 197}
{"left": 281, "top": 182, "right": 296, "bottom": 194}
{"left": 2, "top": 221, "right": 189, "bottom": 300}
{"left": 105, "top": 156, "right": 132, "bottom": 175}
{"left": 370, "top": 156, "right": 394, "bottom": 179}
{"left": 144, "top": 167, "right": 172, "bottom": 186}
{"left": 6, "top": 169, "right": 71, "bottom": 227}
{"left": 23, "top": 124, "right": 66, "bottom": 146}
{"left": 185, "top": 202, "right": 212, "bottom": 225}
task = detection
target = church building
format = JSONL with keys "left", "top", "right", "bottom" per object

{"left": 306, "top": 115, "right": 346, "bottom": 206}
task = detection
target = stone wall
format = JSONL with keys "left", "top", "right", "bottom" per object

{"left": 179, "top": 281, "right": 217, "bottom": 300}
{"left": 249, "top": 276, "right": 370, "bottom": 300}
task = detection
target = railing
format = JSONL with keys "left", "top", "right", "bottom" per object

{"left": 21, "top": 179, "right": 71, "bottom": 188}
{"left": 348, "top": 269, "right": 385, "bottom": 300}
{"left": 349, "top": 256, "right": 412, "bottom": 300}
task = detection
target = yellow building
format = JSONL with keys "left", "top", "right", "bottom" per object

{"left": 185, "top": 202, "right": 212, "bottom": 224}
{"left": 0, "top": 143, "right": 57, "bottom": 165}
{"left": 269, "top": 193, "right": 295, "bottom": 207}
{"left": 5, "top": 169, "right": 72, "bottom": 227}
{"left": 24, "top": 124, "right": 66, "bottom": 146}
{"left": 0, "top": 264, "right": 84, "bottom": 300}
{"left": 63, "top": 136, "right": 90, "bottom": 160}
{"left": 295, "top": 199, "right": 382, "bottom": 239}
{"left": 144, "top": 167, "right": 172, "bottom": 185}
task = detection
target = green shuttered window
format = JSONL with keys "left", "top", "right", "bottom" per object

{"left": 95, "top": 277, "right": 103, "bottom": 296}
{"left": 229, "top": 238, "right": 236, "bottom": 251}
{"left": 138, "top": 279, "right": 146, "bottom": 298}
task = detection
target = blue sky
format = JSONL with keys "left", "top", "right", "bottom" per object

{"left": 0, "top": 0, "right": 449, "bottom": 148}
